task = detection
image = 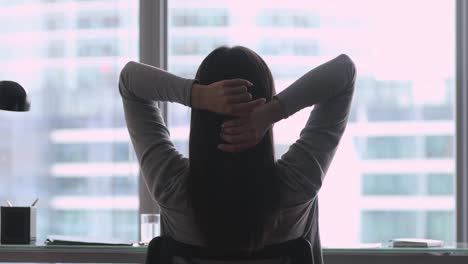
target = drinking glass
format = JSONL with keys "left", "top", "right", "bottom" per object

{"left": 140, "top": 213, "right": 160, "bottom": 244}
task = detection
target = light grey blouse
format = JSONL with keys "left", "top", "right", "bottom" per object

{"left": 119, "top": 54, "right": 356, "bottom": 264}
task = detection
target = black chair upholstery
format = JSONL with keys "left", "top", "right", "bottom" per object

{"left": 145, "top": 236, "right": 313, "bottom": 264}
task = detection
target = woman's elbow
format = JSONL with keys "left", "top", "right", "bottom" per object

{"left": 119, "top": 61, "right": 137, "bottom": 97}
{"left": 119, "top": 61, "right": 136, "bottom": 85}
{"left": 338, "top": 54, "right": 357, "bottom": 83}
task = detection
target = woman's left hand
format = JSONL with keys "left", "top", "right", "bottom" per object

{"left": 192, "top": 79, "right": 266, "bottom": 116}
{"left": 218, "top": 98, "right": 285, "bottom": 152}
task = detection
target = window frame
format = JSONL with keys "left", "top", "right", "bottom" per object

{"left": 456, "top": 0, "right": 468, "bottom": 244}
{"left": 138, "top": 0, "right": 167, "bottom": 216}
{"left": 139, "top": 0, "right": 468, "bottom": 247}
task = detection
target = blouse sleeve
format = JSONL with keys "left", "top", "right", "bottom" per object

{"left": 275, "top": 54, "right": 357, "bottom": 204}
{"left": 119, "top": 61, "right": 196, "bottom": 207}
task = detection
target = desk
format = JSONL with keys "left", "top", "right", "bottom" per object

{"left": 0, "top": 244, "right": 147, "bottom": 263}
{"left": 1, "top": 244, "right": 468, "bottom": 263}
{"left": 325, "top": 245, "right": 468, "bottom": 264}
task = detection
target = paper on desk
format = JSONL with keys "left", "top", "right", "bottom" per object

{"left": 323, "top": 243, "right": 382, "bottom": 248}
{"left": 45, "top": 235, "right": 133, "bottom": 246}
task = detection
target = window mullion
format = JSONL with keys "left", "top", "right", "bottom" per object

{"left": 456, "top": 0, "right": 468, "bottom": 244}
{"left": 138, "top": 0, "right": 168, "bottom": 217}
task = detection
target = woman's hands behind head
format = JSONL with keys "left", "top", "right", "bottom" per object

{"left": 191, "top": 79, "right": 285, "bottom": 152}
{"left": 191, "top": 79, "right": 266, "bottom": 116}
{"left": 218, "top": 98, "right": 285, "bottom": 153}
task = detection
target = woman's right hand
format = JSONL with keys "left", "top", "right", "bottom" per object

{"left": 192, "top": 79, "right": 266, "bottom": 116}
{"left": 218, "top": 98, "right": 285, "bottom": 152}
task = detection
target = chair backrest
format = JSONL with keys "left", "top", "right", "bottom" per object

{"left": 145, "top": 236, "right": 313, "bottom": 264}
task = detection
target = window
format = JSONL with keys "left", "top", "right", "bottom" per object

{"left": 362, "top": 173, "right": 454, "bottom": 196}
{"left": 362, "top": 210, "right": 455, "bottom": 244}
{"left": 171, "top": 37, "right": 228, "bottom": 55}
{"left": 44, "top": 13, "right": 65, "bottom": 30}
{"left": 258, "top": 38, "right": 319, "bottom": 56}
{"left": 77, "top": 38, "right": 120, "bottom": 57}
{"left": 45, "top": 40, "right": 65, "bottom": 58}
{"left": 77, "top": 11, "right": 121, "bottom": 29}
{"left": 171, "top": 9, "right": 229, "bottom": 27}
{"left": 167, "top": 0, "right": 456, "bottom": 246}
{"left": 257, "top": 9, "right": 320, "bottom": 28}
{"left": 353, "top": 135, "right": 454, "bottom": 160}
{"left": 53, "top": 142, "right": 130, "bottom": 162}
{"left": 0, "top": 0, "right": 460, "bottom": 250}
{"left": 0, "top": 1, "right": 139, "bottom": 242}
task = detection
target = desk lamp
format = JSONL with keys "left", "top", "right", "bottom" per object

{"left": 0, "top": 81, "right": 33, "bottom": 244}
{"left": 0, "top": 81, "right": 30, "bottom": 112}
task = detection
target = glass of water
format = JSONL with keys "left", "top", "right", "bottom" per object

{"left": 140, "top": 213, "right": 160, "bottom": 244}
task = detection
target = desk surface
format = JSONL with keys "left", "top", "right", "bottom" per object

{"left": 1, "top": 243, "right": 468, "bottom": 263}
{"left": 0, "top": 243, "right": 147, "bottom": 263}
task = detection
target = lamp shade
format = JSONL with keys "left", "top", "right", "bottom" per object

{"left": 0, "top": 81, "right": 30, "bottom": 112}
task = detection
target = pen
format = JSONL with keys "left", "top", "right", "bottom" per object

{"left": 6, "top": 200, "right": 13, "bottom": 207}
{"left": 31, "top": 198, "right": 39, "bottom": 207}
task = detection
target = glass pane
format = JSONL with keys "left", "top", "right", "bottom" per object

{"left": 167, "top": 0, "right": 455, "bottom": 246}
{"left": 0, "top": 0, "right": 139, "bottom": 242}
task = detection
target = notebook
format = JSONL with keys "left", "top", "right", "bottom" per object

{"left": 45, "top": 235, "right": 133, "bottom": 246}
{"left": 390, "top": 238, "right": 443, "bottom": 248}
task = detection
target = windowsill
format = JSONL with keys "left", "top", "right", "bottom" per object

{"left": 1, "top": 243, "right": 468, "bottom": 263}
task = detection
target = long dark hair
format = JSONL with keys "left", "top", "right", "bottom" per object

{"left": 188, "top": 46, "right": 280, "bottom": 250}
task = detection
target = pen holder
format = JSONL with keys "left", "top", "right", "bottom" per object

{"left": 0, "top": 206, "right": 36, "bottom": 244}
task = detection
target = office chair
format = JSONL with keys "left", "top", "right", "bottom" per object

{"left": 145, "top": 236, "right": 313, "bottom": 264}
